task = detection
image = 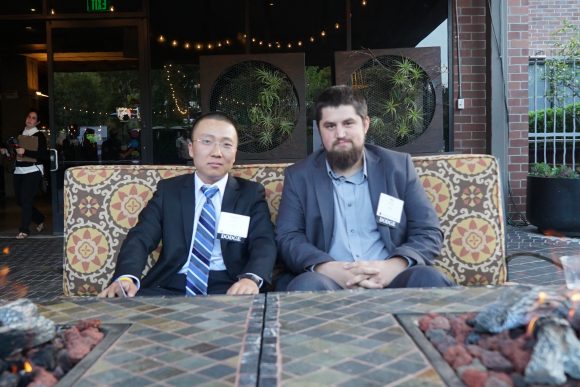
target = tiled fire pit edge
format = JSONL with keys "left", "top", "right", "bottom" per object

{"left": 57, "top": 323, "right": 131, "bottom": 387}
{"left": 396, "top": 314, "right": 464, "bottom": 387}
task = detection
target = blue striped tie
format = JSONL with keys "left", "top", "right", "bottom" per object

{"left": 186, "top": 185, "right": 219, "bottom": 296}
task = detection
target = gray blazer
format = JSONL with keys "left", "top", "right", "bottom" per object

{"left": 276, "top": 144, "right": 443, "bottom": 274}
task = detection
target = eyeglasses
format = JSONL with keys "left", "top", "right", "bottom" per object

{"left": 193, "top": 138, "right": 236, "bottom": 151}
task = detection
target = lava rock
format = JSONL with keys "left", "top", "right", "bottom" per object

{"left": 428, "top": 316, "right": 451, "bottom": 331}
{"left": 461, "top": 368, "right": 488, "bottom": 387}
{"left": 485, "top": 371, "right": 513, "bottom": 387}
{"left": 480, "top": 350, "right": 513, "bottom": 372}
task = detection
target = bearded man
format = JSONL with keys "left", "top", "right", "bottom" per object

{"left": 276, "top": 85, "right": 453, "bottom": 291}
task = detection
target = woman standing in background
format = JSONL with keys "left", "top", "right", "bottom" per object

{"left": 12, "top": 109, "right": 48, "bottom": 239}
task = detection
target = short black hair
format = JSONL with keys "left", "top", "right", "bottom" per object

{"left": 191, "top": 112, "right": 238, "bottom": 139}
{"left": 315, "top": 85, "right": 368, "bottom": 127}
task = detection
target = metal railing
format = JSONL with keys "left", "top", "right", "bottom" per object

{"left": 529, "top": 56, "right": 579, "bottom": 170}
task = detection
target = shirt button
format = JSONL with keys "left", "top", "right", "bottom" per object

{"left": 347, "top": 203, "right": 352, "bottom": 207}
{"left": 350, "top": 229, "right": 355, "bottom": 233}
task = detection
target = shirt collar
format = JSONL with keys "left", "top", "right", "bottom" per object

{"left": 22, "top": 127, "right": 39, "bottom": 136}
{"left": 194, "top": 173, "right": 228, "bottom": 198}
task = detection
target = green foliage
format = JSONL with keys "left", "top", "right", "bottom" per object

{"left": 305, "top": 66, "right": 331, "bottom": 111}
{"left": 529, "top": 102, "right": 580, "bottom": 132}
{"left": 363, "top": 57, "right": 430, "bottom": 141}
{"left": 529, "top": 163, "right": 579, "bottom": 178}
{"left": 246, "top": 66, "right": 298, "bottom": 148}
{"left": 543, "top": 20, "right": 580, "bottom": 101}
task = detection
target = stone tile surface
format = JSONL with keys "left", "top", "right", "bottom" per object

{"left": 36, "top": 295, "right": 257, "bottom": 385}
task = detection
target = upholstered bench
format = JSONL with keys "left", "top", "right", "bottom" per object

{"left": 63, "top": 154, "right": 506, "bottom": 296}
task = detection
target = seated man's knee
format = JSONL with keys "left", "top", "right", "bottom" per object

{"left": 287, "top": 272, "right": 342, "bottom": 292}
{"left": 389, "top": 266, "right": 454, "bottom": 288}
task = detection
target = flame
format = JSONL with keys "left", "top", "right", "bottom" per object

{"left": 542, "top": 229, "right": 565, "bottom": 237}
{"left": 537, "top": 292, "right": 548, "bottom": 304}
{"left": 0, "top": 266, "right": 9, "bottom": 286}
{"left": 2, "top": 246, "right": 9, "bottom": 255}
{"left": 571, "top": 293, "right": 580, "bottom": 302}
{"left": 527, "top": 316, "right": 540, "bottom": 336}
{"left": 23, "top": 361, "right": 32, "bottom": 373}
{"left": 12, "top": 283, "right": 28, "bottom": 298}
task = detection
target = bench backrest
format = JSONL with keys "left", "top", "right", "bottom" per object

{"left": 63, "top": 154, "right": 505, "bottom": 295}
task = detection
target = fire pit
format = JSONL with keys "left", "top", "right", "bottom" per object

{"left": 0, "top": 299, "right": 129, "bottom": 386}
{"left": 398, "top": 287, "right": 580, "bottom": 386}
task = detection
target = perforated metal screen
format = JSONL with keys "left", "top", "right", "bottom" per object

{"left": 348, "top": 55, "right": 436, "bottom": 149}
{"left": 210, "top": 61, "right": 300, "bottom": 153}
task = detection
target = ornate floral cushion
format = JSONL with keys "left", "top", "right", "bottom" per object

{"left": 413, "top": 154, "right": 506, "bottom": 286}
{"left": 63, "top": 156, "right": 505, "bottom": 296}
{"left": 63, "top": 164, "right": 289, "bottom": 296}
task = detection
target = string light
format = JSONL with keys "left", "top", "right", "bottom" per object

{"left": 61, "top": 106, "right": 111, "bottom": 116}
{"left": 163, "top": 64, "right": 189, "bottom": 115}
{"left": 154, "top": 20, "right": 342, "bottom": 53}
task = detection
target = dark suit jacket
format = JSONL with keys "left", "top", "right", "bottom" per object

{"left": 276, "top": 144, "right": 443, "bottom": 274}
{"left": 113, "top": 173, "right": 277, "bottom": 290}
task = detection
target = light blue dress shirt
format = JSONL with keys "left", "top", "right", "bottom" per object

{"left": 326, "top": 160, "right": 389, "bottom": 262}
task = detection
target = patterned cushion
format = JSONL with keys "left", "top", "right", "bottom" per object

{"left": 413, "top": 155, "right": 506, "bottom": 286}
{"left": 63, "top": 156, "right": 505, "bottom": 295}
{"left": 63, "top": 164, "right": 289, "bottom": 296}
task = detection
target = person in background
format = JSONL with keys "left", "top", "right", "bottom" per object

{"left": 276, "top": 85, "right": 453, "bottom": 291}
{"left": 99, "top": 112, "right": 277, "bottom": 297}
{"left": 0, "top": 109, "right": 48, "bottom": 239}
{"left": 176, "top": 129, "right": 192, "bottom": 165}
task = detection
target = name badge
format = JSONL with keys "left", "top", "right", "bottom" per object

{"left": 217, "top": 212, "right": 250, "bottom": 243}
{"left": 376, "top": 193, "right": 404, "bottom": 228}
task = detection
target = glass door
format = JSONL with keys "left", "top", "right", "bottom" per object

{"left": 48, "top": 19, "right": 150, "bottom": 232}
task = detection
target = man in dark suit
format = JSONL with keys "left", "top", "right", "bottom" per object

{"left": 276, "top": 85, "right": 452, "bottom": 291}
{"left": 100, "top": 112, "right": 276, "bottom": 297}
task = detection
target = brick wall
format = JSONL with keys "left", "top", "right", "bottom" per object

{"left": 453, "top": 0, "right": 530, "bottom": 218}
{"left": 529, "top": 0, "right": 580, "bottom": 55}
{"left": 506, "top": 0, "right": 530, "bottom": 218}
{"left": 453, "top": 0, "right": 487, "bottom": 154}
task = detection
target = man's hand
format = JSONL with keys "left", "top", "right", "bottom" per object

{"left": 98, "top": 278, "right": 138, "bottom": 298}
{"left": 315, "top": 261, "right": 380, "bottom": 289}
{"left": 344, "top": 257, "right": 408, "bottom": 289}
{"left": 226, "top": 278, "right": 259, "bottom": 295}
{"left": 15, "top": 147, "right": 25, "bottom": 156}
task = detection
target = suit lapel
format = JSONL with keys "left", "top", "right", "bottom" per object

{"left": 313, "top": 153, "right": 334, "bottom": 251}
{"left": 365, "top": 147, "right": 391, "bottom": 245}
{"left": 181, "top": 174, "right": 196, "bottom": 244}
{"left": 220, "top": 175, "right": 240, "bottom": 251}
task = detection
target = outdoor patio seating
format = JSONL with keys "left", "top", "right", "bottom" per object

{"left": 62, "top": 154, "right": 506, "bottom": 295}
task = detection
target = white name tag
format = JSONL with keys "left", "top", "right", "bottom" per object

{"left": 217, "top": 212, "right": 250, "bottom": 243}
{"left": 376, "top": 193, "right": 404, "bottom": 228}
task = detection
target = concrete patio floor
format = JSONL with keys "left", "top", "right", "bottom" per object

{"left": 0, "top": 225, "right": 578, "bottom": 301}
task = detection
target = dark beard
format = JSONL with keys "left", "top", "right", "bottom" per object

{"left": 325, "top": 143, "right": 364, "bottom": 171}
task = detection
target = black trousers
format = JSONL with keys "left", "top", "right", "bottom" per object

{"left": 13, "top": 171, "right": 44, "bottom": 234}
{"left": 136, "top": 270, "right": 236, "bottom": 296}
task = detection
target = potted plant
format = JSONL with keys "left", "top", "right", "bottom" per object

{"left": 526, "top": 20, "right": 580, "bottom": 236}
{"left": 527, "top": 163, "right": 580, "bottom": 236}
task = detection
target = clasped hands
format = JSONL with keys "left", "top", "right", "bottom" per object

{"left": 315, "top": 257, "right": 408, "bottom": 289}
